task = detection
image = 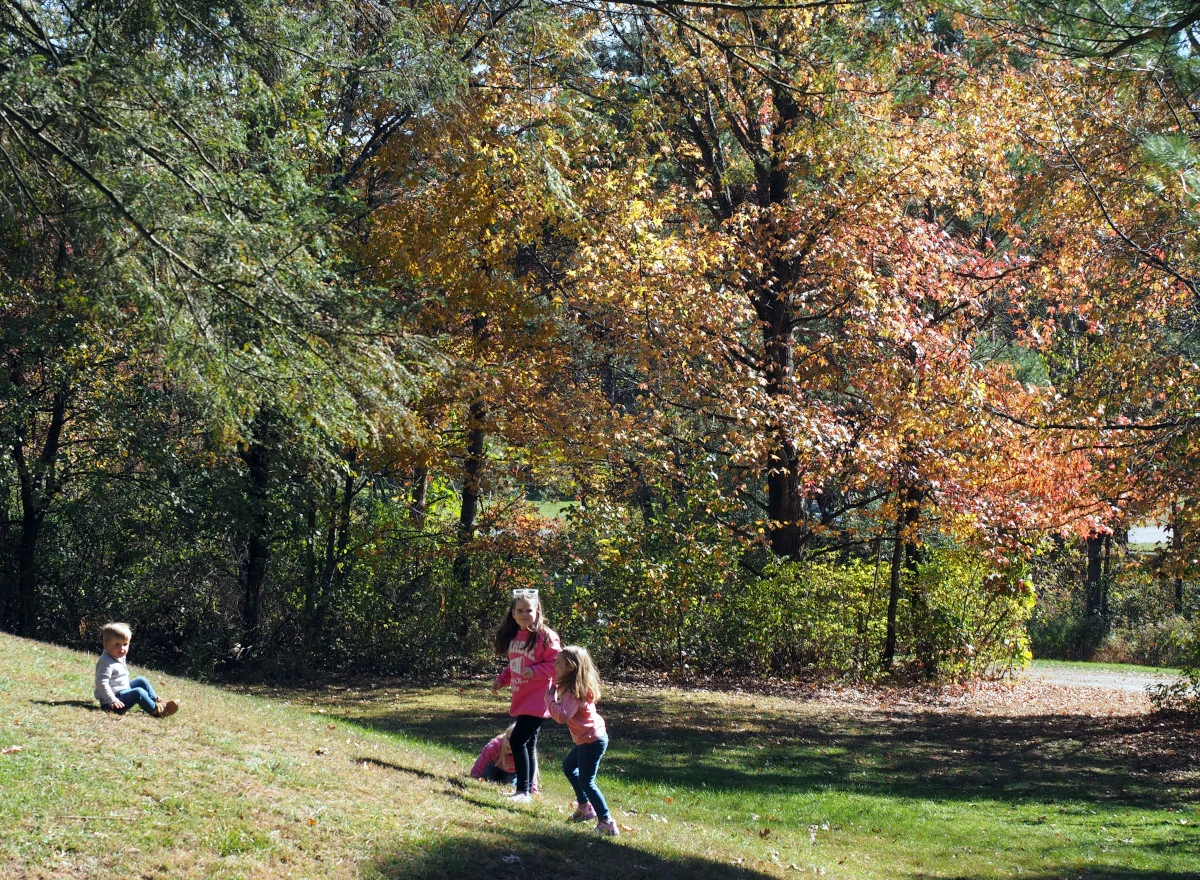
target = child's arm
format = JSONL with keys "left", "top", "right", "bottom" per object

{"left": 525, "top": 629, "right": 561, "bottom": 681}
{"left": 544, "top": 688, "right": 581, "bottom": 725}
{"left": 491, "top": 664, "right": 513, "bottom": 694}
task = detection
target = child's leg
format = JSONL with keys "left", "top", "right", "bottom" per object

{"left": 128, "top": 676, "right": 158, "bottom": 703}
{"left": 481, "top": 763, "right": 517, "bottom": 785}
{"left": 115, "top": 684, "right": 158, "bottom": 714}
{"left": 509, "top": 715, "right": 543, "bottom": 795}
{"left": 574, "top": 735, "right": 610, "bottom": 820}
{"left": 562, "top": 744, "right": 587, "bottom": 803}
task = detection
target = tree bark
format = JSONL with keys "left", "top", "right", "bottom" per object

{"left": 882, "top": 514, "right": 905, "bottom": 667}
{"left": 1171, "top": 501, "right": 1184, "bottom": 614}
{"left": 8, "top": 386, "right": 68, "bottom": 636}
{"left": 1085, "top": 533, "right": 1105, "bottom": 621}
{"left": 409, "top": 466, "right": 429, "bottom": 530}
{"left": 882, "top": 482, "right": 922, "bottom": 668}
{"left": 238, "top": 426, "right": 272, "bottom": 651}
{"left": 453, "top": 398, "right": 487, "bottom": 595}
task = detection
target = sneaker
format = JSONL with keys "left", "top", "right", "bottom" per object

{"left": 595, "top": 818, "right": 619, "bottom": 836}
{"left": 569, "top": 803, "right": 597, "bottom": 822}
{"left": 507, "top": 792, "right": 533, "bottom": 804}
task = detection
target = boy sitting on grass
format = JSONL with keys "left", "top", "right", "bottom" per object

{"left": 94, "top": 622, "right": 180, "bottom": 717}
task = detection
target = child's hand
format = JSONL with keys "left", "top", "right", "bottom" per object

{"left": 491, "top": 680, "right": 502, "bottom": 696}
{"left": 110, "top": 699, "right": 125, "bottom": 710}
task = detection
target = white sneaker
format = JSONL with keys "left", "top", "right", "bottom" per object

{"left": 507, "top": 792, "right": 533, "bottom": 804}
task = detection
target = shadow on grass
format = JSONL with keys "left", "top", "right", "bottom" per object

{"left": 372, "top": 825, "right": 778, "bottom": 880}
{"left": 323, "top": 686, "right": 1198, "bottom": 811}
{"left": 357, "top": 757, "right": 447, "bottom": 782}
{"left": 354, "top": 755, "right": 520, "bottom": 812}
{"left": 30, "top": 699, "right": 101, "bottom": 711}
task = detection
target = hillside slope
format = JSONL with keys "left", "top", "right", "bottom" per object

{"left": 0, "top": 634, "right": 737, "bottom": 880}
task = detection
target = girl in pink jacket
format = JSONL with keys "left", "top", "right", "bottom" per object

{"left": 491, "top": 589, "right": 559, "bottom": 801}
{"left": 545, "top": 645, "right": 617, "bottom": 836}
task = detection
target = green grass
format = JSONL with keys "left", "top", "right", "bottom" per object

{"left": 529, "top": 499, "right": 578, "bottom": 520}
{"left": 1031, "top": 658, "right": 1182, "bottom": 676}
{"left": 2, "top": 634, "right": 1198, "bottom": 879}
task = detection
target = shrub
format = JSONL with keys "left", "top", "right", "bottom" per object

{"left": 1029, "top": 612, "right": 1107, "bottom": 661}
{"left": 1093, "top": 616, "right": 1192, "bottom": 667}
{"left": 905, "top": 546, "right": 1036, "bottom": 678}
{"left": 1148, "top": 619, "right": 1200, "bottom": 713}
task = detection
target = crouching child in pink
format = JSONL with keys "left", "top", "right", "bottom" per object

{"left": 469, "top": 723, "right": 540, "bottom": 793}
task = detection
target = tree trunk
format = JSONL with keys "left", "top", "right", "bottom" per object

{"left": 305, "top": 453, "right": 359, "bottom": 656}
{"left": 882, "top": 515, "right": 905, "bottom": 668}
{"left": 453, "top": 399, "right": 487, "bottom": 596}
{"left": 302, "top": 495, "right": 320, "bottom": 656}
{"left": 1101, "top": 533, "right": 1111, "bottom": 621}
{"left": 882, "top": 483, "right": 922, "bottom": 669}
{"left": 0, "top": 468, "right": 12, "bottom": 627}
{"left": 238, "top": 428, "right": 272, "bottom": 652}
{"left": 755, "top": 264, "right": 806, "bottom": 560}
{"left": 1085, "top": 533, "right": 1105, "bottom": 620}
{"left": 1172, "top": 501, "right": 1184, "bottom": 614}
{"left": 8, "top": 386, "right": 68, "bottom": 636}
{"left": 409, "top": 466, "right": 429, "bottom": 530}
{"left": 14, "top": 505, "right": 43, "bottom": 636}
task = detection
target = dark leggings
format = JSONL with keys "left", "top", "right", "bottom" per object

{"left": 510, "top": 714, "right": 544, "bottom": 794}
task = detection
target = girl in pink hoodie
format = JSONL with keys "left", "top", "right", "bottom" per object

{"left": 491, "top": 589, "right": 559, "bottom": 801}
{"left": 545, "top": 645, "right": 617, "bottom": 836}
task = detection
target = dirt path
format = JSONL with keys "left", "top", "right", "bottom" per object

{"left": 1019, "top": 662, "right": 1177, "bottom": 694}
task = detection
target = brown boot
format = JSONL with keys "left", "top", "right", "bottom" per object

{"left": 151, "top": 699, "right": 180, "bottom": 718}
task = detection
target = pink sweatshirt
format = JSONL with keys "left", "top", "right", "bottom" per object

{"left": 493, "top": 627, "right": 560, "bottom": 718}
{"left": 470, "top": 734, "right": 515, "bottom": 777}
{"left": 545, "top": 688, "right": 607, "bottom": 745}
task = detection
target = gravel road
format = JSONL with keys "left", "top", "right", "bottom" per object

{"left": 1020, "top": 662, "right": 1178, "bottom": 693}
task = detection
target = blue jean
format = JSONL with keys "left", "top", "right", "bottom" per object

{"left": 114, "top": 676, "right": 158, "bottom": 713}
{"left": 562, "top": 734, "right": 609, "bottom": 821}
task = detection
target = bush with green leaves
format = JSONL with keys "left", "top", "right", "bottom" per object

{"left": 1095, "top": 616, "right": 1192, "bottom": 667}
{"left": 906, "top": 546, "right": 1036, "bottom": 678}
{"left": 1148, "top": 619, "right": 1200, "bottom": 713}
{"left": 557, "top": 497, "right": 1034, "bottom": 679}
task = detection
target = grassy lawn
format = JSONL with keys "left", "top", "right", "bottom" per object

{"left": 1030, "top": 659, "right": 1182, "bottom": 677}
{"left": 2, "top": 634, "right": 1198, "bottom": 879}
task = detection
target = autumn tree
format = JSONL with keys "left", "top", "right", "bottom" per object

{"left": 975, "top": 0, "right": 1200, "bottom": 622}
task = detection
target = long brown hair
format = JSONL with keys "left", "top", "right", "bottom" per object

{"left": 555, "top": 645, "right": 601, "bottom": 702}
{"left": 493, "top": 595, "right": 546, "bottom": 655}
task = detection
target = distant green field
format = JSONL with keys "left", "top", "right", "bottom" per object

{"left": 530, "top": 500, "right": 578, "bottom": 519}
{"left": 1031, "top": 658, "right": 1181, "bottom": 676}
